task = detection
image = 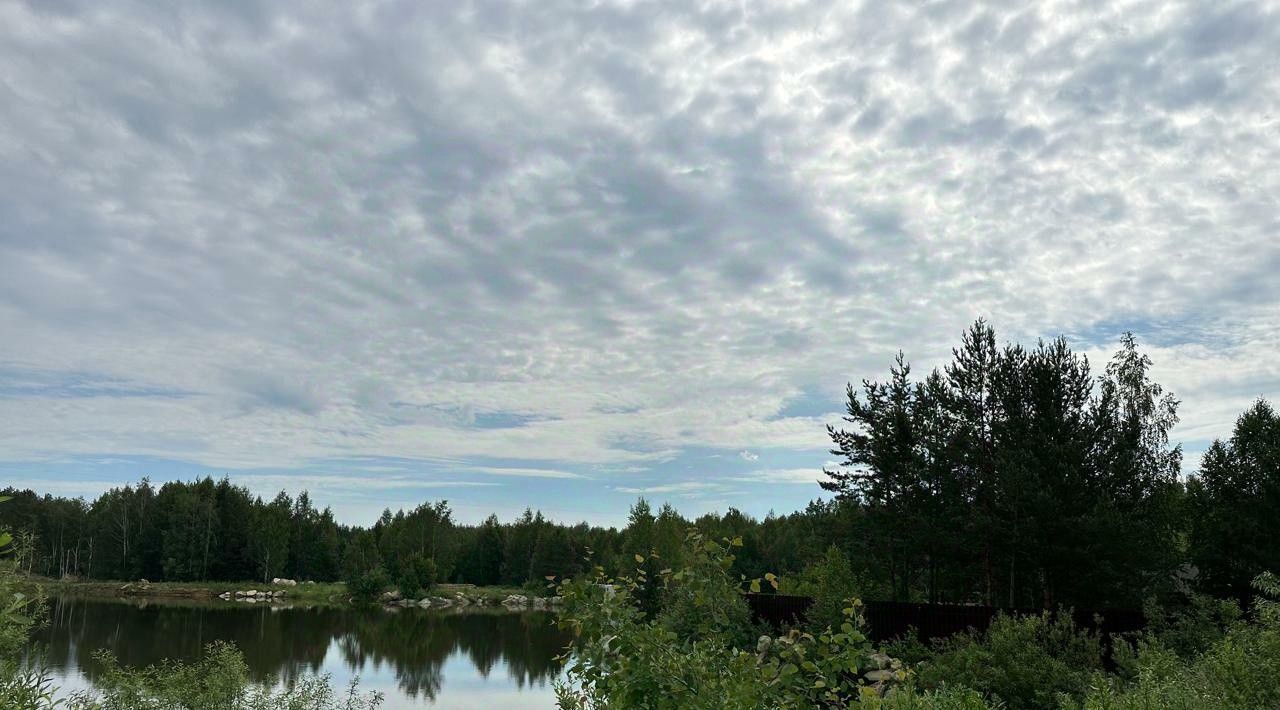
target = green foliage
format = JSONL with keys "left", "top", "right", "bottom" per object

{"left": 1063, "top": 574, "right": 1280, "bottom": 710}
{"left": 822, "top": 323, "right": 1183, "bottom": 608}
{"left": 1, "top": 540, "right": 60, "bottom": 708}
{"left": 395, "top": 554, "right": 437, "bottom": 599}
{"left": 68, "top": 641, "right": 382, "bottom": 709}
{"left": 553, "top": 530, "right": 932, "bottom": 709}
{"left": 785, "top": 545, "right": 864, "bottom": 631}
{"left": 911, "top": 613, "right": 1103, "bottom": 710}
{"left": 247, "top": 493, "right": 292, "bottom": 584}
{"left": 1, "top": 504, "right": 382, "bottom": 709}
{"left": 655, "top": 533, "right": 754, "bottom": 647}
{"left": 347, "top": 569, "right": 388, "bottom": 603}
{"left": 1141, "top": 588, "right": 1243, "bottom": 659}
{"left": 857, "top": 686, "right": 999, "bottom": 710}
{"left": 341, "top": 530, "right": 385, "bottom": 602}
{"left": 1187, "top": 399, "right": 1280, "bottom": 601}
{"left": 0, "top": 665, "right": 62, "bottom": 709}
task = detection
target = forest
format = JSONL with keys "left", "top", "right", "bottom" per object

{"left": 3, "top": 321, "right": 1278, "bottom": 613}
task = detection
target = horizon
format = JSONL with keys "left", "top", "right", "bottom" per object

{"left": 3, "top": 1, "right": 1278, "bottom": 528}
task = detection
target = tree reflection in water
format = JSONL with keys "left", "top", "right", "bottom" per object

{"left": 32, "top": 597, "right": 569, "bottom": 703}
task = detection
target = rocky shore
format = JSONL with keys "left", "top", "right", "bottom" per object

{"left": 375, "top": 590, "right": 564, "bottom": 610}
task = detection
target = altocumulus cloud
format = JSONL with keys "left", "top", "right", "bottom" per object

{"left": 0, "top": 0, "right": 1278, "bottom": 523}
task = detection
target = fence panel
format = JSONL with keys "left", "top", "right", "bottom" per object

{"left": 744, "top": 594, "right": 1145, "bottom": 645}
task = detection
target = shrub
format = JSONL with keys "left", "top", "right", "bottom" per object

{"left": 655, "top": 536, "right": 754, "bottom": 647}
{"left": 70, "top": 641, "right": 383, "bottom": 709}
{"left": 396, "top": 554, "right": 437, "bottom": 599}
{"left": 347, "top": 569, "right": 389, "bottom": 603}
{"left": 1063, "top": 572, "right": 1280, "bottom": 710}
{"left": 912, "top": 612, "right": 1103, "bottom": 710}
{"left": 784, "top": 545, "right": 864, "bottom": 631}
{"left": 0, "top": 665, "right": 60, "bottom": 709}
{"left": 552, "top": 530, "right": 962, "bottom": 709}
{"left": 1141, "top": 588, "right": 1243, "bottom": 659}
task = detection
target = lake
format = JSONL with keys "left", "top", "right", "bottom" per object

{"left": 29, "top": 596, "right": 571, "bottom": 708}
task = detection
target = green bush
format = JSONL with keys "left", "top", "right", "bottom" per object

{"left": 396, "top": 554, "right": 437, "bottom": 599}
{"left": 70, "top": 641, "right": 382, "bottom": 709}
{"left": 912, "top": 612, "right": 1103, "bottom": 710}
{"left": 0, "top": 665, "right": 60, "bottom": 709}
{"left": 1141, "top": 587, "right": 1243, "bottom": 659}
{"left": 552, "top": 530, "right": 977, "bottom": 709}
{"left": 784, "top": 545, "right": 864, "bottom": 631}
{"left": 655, "top": 536, "right": 754, "bottom": 647}
{"left": 347, "top": 569, "right": 389, "bottom": 602}
{"left": 1063, "top": 572, "right": 1280, "bottom": 710}
{"left": 522, "top": 579, "right": 553, "bottom": 598}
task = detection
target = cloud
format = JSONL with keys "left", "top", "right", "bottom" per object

{"left": 0, "top": 0, "right": 1277, "bottom": 521}
{"left": 615, "top": 482, "right": 725, "bottom": 495}
{"left": 730, "top": 469, "right": 824, "bottom": 485}
{"left": 461, "top": 466, "right": 586, "bottom": 480}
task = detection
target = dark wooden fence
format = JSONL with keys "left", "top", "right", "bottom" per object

{"left": 744, "top": 594, "right": 1145, "bottom": 644}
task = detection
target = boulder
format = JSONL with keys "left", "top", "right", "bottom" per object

{"left": 271, "top": 578, "right": 298, "bottom": 587}
{"left": 501, "top": 594, "right": 529, "bottom": 608}
{"left": 381, "top": 590, "right": 402, "bottom": 602}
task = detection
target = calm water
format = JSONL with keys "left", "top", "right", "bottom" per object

{"left": 30, "top": 596, "right": 570, "bottom": 709}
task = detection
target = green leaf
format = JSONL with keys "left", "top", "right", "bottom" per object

{"left": 634, "top": 554, "right": 645, "bottom": 563}
{"left": 750, "top": 579, "right": 761, "bottom": 593}
{"left": 781, "top": 663, "right": 798, "bottom": 676}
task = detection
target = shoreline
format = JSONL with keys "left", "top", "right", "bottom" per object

{"left": 21, "top": 577, "right": 549, "bottom": 610}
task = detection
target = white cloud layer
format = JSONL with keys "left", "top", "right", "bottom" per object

{"left": 1, "top": 0, "right": 1278, "bottom": 495}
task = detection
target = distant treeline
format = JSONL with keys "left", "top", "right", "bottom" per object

{"left": 4, "top": 321, "right": 1277, "bottom": 608}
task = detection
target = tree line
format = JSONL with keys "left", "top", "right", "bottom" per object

{"left": 821, "top": 320, "right": 1278, "bottom": 608}
{"left": 3, "top": 321, "right": 1277, "bottom": 608}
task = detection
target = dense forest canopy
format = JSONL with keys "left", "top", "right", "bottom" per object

{"left": 4, "top": 322, "right": 1277, "bottom": 609}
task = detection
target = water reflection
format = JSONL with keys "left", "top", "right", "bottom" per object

{"left": 32, "top": 597, "right": 570, "bottom": 705}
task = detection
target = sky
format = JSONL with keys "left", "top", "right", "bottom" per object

{"left": 1, "top": 0, "right": 1278, "bottom": 528}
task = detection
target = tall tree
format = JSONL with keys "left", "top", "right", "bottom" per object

{"left": 248, "top": 492, "right": 292, "bottom": 583}
{"left": 1189, "top": 399, "right": 1280, "bottom": 601}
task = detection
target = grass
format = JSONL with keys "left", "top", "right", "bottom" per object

{"left": 22, "top": 577, "right": 349, "bottom": 605}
